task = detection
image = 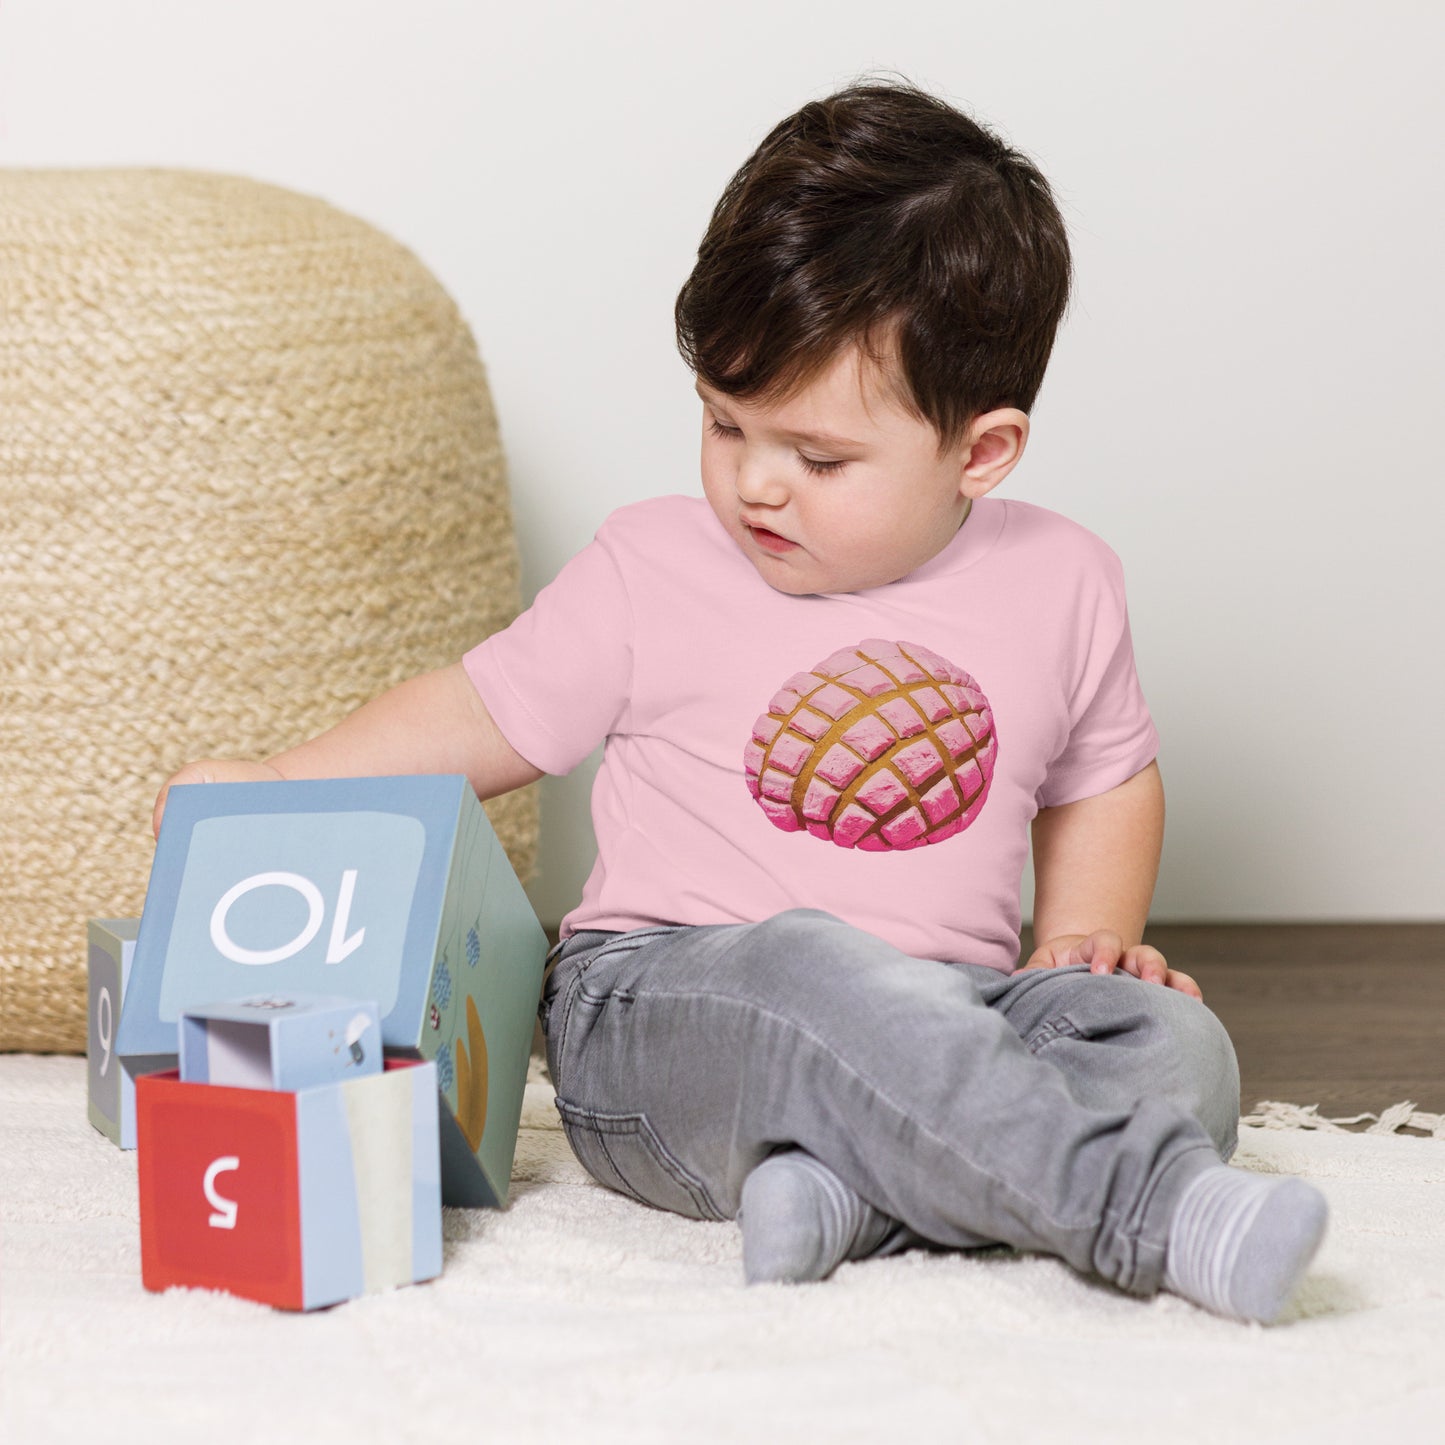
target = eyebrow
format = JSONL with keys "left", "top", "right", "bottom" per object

{"left": 694, "top": 380, "right": 867, "bottom": 450}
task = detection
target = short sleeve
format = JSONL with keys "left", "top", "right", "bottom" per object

{"left": 1035, "top": 547, "right": 1160, "bottom": 809}
{"left": 461, "top": 530, "right": 634, "bottom": 776}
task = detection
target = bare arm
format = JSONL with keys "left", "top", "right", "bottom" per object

{"left": 1029, "top": 759, "right": 1164, "bottom": 950}
{"left": 1021, "top": 760, "right": 1199, "bottom": 997}
{"left": 153, "top": 661, "right": 544, "bottom": 837}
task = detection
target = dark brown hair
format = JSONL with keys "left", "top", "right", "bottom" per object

{"left": 674, "top": 74, "right": 1073, "bottom": 457}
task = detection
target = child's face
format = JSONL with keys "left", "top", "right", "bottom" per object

{"left": 697, "top": 344, "right": 1027, "bottom": 595}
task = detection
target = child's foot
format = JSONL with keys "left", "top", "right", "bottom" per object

{"left": 738, "top": 1149, "right": 900, "bottom": 1284}
{"left": 1162, "top": 1164, "right": 1329, "bottom": 1324}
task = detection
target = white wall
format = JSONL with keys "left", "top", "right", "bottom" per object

{"left": 5, "top": 0, "right": 1441, "bottom": 928}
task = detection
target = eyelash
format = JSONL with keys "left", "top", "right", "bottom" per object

{"left": 706, "top": 418, "right": 847, "bottom": 475}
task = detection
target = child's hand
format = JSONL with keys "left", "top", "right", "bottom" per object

{"left": 152, "top": 759, "right": 285, "bottom": 840}
{"left": 1021, "top": 930, "right": 1203, "bottom": 1001}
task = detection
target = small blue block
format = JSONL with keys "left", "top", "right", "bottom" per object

{"left": 179, "top": 994, "right": 382, "bottom": 1092}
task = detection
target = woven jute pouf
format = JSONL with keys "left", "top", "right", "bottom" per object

{"left": 1, "top": 169, "right": 540, "bottom": 1053}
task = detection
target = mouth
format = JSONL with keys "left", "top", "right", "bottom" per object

{"left": 745, "top": 522, "right": 798, "bottom": 554}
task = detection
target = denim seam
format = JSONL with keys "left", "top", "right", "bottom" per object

{"left": 551, "top": 1097, "right": 641, "bottom": 1203}
{"left": 615, "top": 1111, "right": 720, "bottom": 1219}
{"left": 555, "top": 1099, "right": 724, "bottom": 1220}
{"left": 553, "top": 941, "right": 653, "bottom": 1061}
{"left": 1026, "top": 1015, "right": 1083, "bottom": 1055}
{"left": 1116, "top": 1142, "right": 1219, "bottom": 1289}
{"left": 1019, "top": 1010, "right": 1220, "bottom": 1283}
{"left": 555, "top": 952, "right": 1195, "bottom": 1259}
{"left": 625, "top": 985, "right": 1118, "bottom": 1241}
{"left": 589, "top": 1124, "right": 650, "bottom": 1209}
{"left": 581, "top": 1123, "right": 651, "bottom": 1209}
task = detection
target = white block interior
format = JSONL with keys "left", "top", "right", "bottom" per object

{"left": 204, "top": 1019, "right": 274, "bottom": 1090}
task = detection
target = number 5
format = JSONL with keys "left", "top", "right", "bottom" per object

{"left": 205, "top": 1156, "right": 241, "bottom": 1229}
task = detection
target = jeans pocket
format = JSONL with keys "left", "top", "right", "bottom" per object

{"left": 553, "top": 1098, "right": 725, "bottom": 1222}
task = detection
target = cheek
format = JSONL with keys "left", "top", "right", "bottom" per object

{"left": 699, "top": 449, "right": 740, "bottom": 531}
{"left": 825, "top": 487, "right": 885, "bottom": 542}
{"left": 698, "top": 436, "right": 725, "bottom": 486}
{"left": 699, "top": 452, "right": 726, "bottom": 505}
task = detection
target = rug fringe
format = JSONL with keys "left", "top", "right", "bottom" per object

{"left": 1241, "top": 1099, "right": 1445, "bottom": 1139}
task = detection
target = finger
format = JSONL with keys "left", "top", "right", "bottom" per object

{"left": 152, "top": 764, "right": 201, "bottom": 839}
{"left": 1166, "top": 969, "right": 1204, "bottom": 1000}
{"left": 1082, "top": 931, "right": 1124, "bottom": 974}
{"left": 1022, "top": 945, "right": 1067, "bottom": 971}
{"left": 1121, "top": 947, "right": 1170, "bottom": 985}
{"left": 152, "top": 782, "right": 169, "bottom": 840}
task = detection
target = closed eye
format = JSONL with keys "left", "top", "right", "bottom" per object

{"left": 707, "top": 418, "right": 847, "bottom": 476}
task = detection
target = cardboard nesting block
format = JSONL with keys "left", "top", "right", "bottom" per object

{"left": 87, "top": 918, "right": 166, "bottom": 1149}
{"left": 179, "top": 995, "right": 382, "bottom": 1091}
{"left": 117, "top": 774, "right": 548, "bottom": 1206}
{"left": 137, "top": 1057, "right": 442, "bottom": 1310}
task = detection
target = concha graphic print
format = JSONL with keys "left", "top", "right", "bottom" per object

{"left": 744, "top": 638, "right": 996, "bottom": 850}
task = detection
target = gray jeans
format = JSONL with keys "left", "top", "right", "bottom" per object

{"left": 539, "top": 907, "right": 1240, "bottom": 1296}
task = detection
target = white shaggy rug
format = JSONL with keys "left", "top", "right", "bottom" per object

{"left": 2, "top": 1055, "right": 1442, "bottom": 1444}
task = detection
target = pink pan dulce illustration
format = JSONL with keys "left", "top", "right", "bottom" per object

{"left": 744, "top": 638, "right": 997, "bottom": 850}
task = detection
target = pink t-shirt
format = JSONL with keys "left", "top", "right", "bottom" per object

{"left": 462, "top": 493, "right": 1159, "bottom": 974}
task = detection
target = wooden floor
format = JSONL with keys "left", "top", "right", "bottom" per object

{"left": 1023, "top": 922, "right": 1445, "bottom": 1126}
{"left": 543, "top": 923, "right": 1445, "bottom": 1129}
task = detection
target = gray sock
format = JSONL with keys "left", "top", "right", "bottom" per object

{"left": 1162, "top": 1164, "right": 1329, "bottom": 1324}
{"left": 738, "top": 1149, "right": 899, "bottom": 1285}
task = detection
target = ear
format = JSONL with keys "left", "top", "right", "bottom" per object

{"left": 955, "top": 408, "right": 1030, "bottom": 501}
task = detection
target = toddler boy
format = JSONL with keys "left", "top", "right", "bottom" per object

{"left": 156, "top": 78, "right": 1328, "bottom": 1323}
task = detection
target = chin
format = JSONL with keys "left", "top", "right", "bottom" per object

{"left": 752, "top": 569, "right": 819, "bottom": 596}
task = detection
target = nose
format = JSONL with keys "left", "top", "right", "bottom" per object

{"left": 733, "top": 454, "right": 790, "bottom": 508}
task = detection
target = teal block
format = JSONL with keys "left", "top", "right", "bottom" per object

{"left": 118, "top": 775, "right": 548, "bottom": 1205}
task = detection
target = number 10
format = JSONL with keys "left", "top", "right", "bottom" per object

{"left": 209, "top": 870, "right": 365, "bottom": 966}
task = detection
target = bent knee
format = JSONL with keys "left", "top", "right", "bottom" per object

{"left": 1056, "top": 978, "right": 1242, "bottom": 1161}
{"left": 1147, "top": 988, "right": 1241, "bottom": 1159}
